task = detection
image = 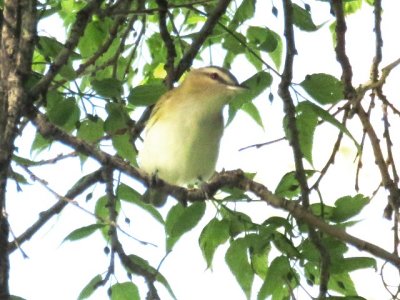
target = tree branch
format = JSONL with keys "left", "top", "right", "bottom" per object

{"left": 174, "top": 0, "right": 233, "bottom": 81}
{"left": 156, "top": 0, "right": 176, "bottom": 88}
{"left": 279, "top": 1, "right": 330, "bottom": 297}
{"left": 29, "top": 0, "right": 104, "bottom": 99}
{"left": 331, "top": 0, "right": 355, "bottom": 99}
{"left": 186, "top": 170, "right": 400, "bottom": 268}
{"left": 0, "top": 0, "right": 37, "bottom": 296}
{"left": 28, "top": 105, "right": 400, "bottom": 268}
{"left": 8, "top": 169, "right": 103, "bottom": 253}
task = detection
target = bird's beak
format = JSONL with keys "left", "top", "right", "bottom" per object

{"left": 228, "top": 83, "right": 249, "bottom": 91}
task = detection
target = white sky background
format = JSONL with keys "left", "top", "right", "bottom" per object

{"left": 7, "top": 1, "right": 400, "bottom": 299}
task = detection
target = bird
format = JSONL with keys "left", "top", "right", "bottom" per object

{"left": 138, "top": 66, "right": 247, "bottom": 206}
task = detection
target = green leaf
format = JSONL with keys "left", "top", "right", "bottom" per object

{"left": 272, "top": 232, "right": 301, "bottom": 258}
{"left": 38, "top": 36, "right": 80, "bottom": 60}
{"left": 78, "top": 20, "right": 110, "bottom": 58}
{"left": 91, "top": 78, "right": 123, "bottom": 98}
{"left": 117, "top": 183, "right": 164, "bottom": 224}
{"left": 292, "top": 3, "right": 318, "bottom": 31}
{"left": 258, "top": 256, "right": 293, "bottom": 300}
{"left": 95, "top": 195, "right": 121, "bottom": 240}
{"left": 262, "top": 216, "right": 292, "bottom": 232}
{"left": 199, "top": 218, "right": 230, "bottom": 268}
{"left": 225, "top": 237, "right": 255, "bottom": 299}
{"left": 310, "top": 202, "right": 334, "bottom": 219}
{"left": 250, "top": 243, "right": 270, "bottom": 280}
{"left": 329, "top": 272, "right": 357, "bottom": 295}
{"left": 166, "top": 202, "right": 206, "bottom": 251}
{"left": 300, "top": 73, "right": 344, "bottom": 105}
{"left": 241, "top": 101, "right": 264, "bottom": 129}
{"left": 110, "top": 282, "right": 140, "bottom": 300}
{"left": 275, "top": 170, "right": 315, "bottom": 199}
{"left": 233, "top": 71, "right": 273, "bottom": 105}
{"left": 331, "top": 194, "right": 369, "bottom": 222}
{"left": 244, "top": 47, "right": 262, "bottom": 71}
{"left": 268, "top": 30, "right": 283, "bottom": 69}
{"left": 31, "top": 132, "right": 51, "bottom": 154}
{"left": 104, "top": 103, "right": 130, "bottom": 132}
{"left": 247, "top": 26, "right": 278, "bottom": 53}
{"left": 9, "top": 170, "right": 28, "bottom": 185}
{"left": 344, "top": 0, "right": 362, "bottom": 15}
{"left": 78, "top": 274, "right": 103, "bottom": 300}
{"left": 326, "top": 297, "right": 367, "bottom": 300}
{"left": 63, "top": 224, "right": 105, "bottom": 242}
{"left": 297, "top": 101, "right": 360, "bottom": 151}
{"left": 331, "top": 257, "right": 377, "bottom": 274}
{"left": 47, "top": 98, "right": 80, "bottom": 132}
{"left": 10, "top": 296, "right": 26, "bottom": 300}
{"left": 112, "top": 133, "right": 137, "bottom": 164}
{"left": 223, "top": 32, "right": 246, "bottom": 55}
{"left": 77, "top": 117, "right": 104, "bottom": 143}
{"left": 220, "top": 206, "right": 254, "bottom": 236}
{"left": 228, "top": 71, "right": 272, "bottom": 124}
{"left": 12, "top": 155, "right": 41, "bottom": 167}
{"left": 229, "top": 0, "right": 256, "bottom": 30}
{"left": 128, "top": 83, "right": 168, "bottom": 106}
{"left": 295, "top": 102, "right": 318, "bottom": 164}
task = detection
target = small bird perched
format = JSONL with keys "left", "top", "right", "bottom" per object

{"left": 138, "top": 66, "right": 246, "bottom": 206}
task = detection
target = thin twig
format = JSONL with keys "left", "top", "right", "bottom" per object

{"left": 29, "top": 0, "right": 104, "bottom": 99}
{"left": 8, "top": 169, "right": 103, "bottom": 252}
{"left": 174, "top": 0, "right": 233, "bottom": 81}
{"left": 239, "top": 137, "right": 286, "bottom": 151}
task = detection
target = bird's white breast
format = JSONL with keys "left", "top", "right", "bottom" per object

{"left": 138, "top": 102, "right": 224, "bottom": 186}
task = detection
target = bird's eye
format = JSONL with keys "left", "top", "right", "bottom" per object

{"left": 210, "top": 72, "right": 219, "bottom": 80}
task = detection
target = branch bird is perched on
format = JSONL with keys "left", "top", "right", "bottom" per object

{"left": 138, "top": 66, "right": 247, "bottom": 206}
